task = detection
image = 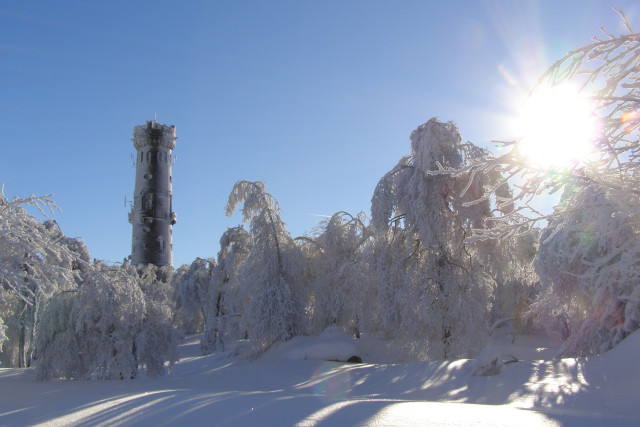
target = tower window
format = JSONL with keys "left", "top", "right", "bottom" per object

{"left": 142, "top": 192, "right": 153, "bottom": 210}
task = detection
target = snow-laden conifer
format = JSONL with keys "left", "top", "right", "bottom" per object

{"left": 225, "top": 181, "right": 306, "bottom": 358}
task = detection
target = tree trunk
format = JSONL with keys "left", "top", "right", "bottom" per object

{"left": 18, "top": 318, "right": 26, "bottom": 368}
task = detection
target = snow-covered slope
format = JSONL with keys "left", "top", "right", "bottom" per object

{"left": 1, "top": 328, "right": 639, "bottom": 426}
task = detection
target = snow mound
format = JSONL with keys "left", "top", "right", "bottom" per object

{"left": 263, "top": 326, "right": 360, "bottom": 362}
{"left": 595, "top": 329, "right": 640, "bottom": 409}
{"left": 601, "top": 328, "right": 640, "bottom": 366}
{"left": 487, "top": 324, "right": 557, "bottom": 361}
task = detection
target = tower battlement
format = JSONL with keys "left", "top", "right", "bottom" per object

{"left": 132, "top": 120, "right": 176, "bottom": 150}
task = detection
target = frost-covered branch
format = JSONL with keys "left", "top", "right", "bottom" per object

{"left": 455, "top": 11, "right": 640, "bottom": 356}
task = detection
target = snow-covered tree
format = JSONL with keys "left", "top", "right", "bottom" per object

{"left": 470, "top": 227, "right": 538, "bottom": 333}
{"left": 43, "top": 219, "right": 91, "bottom": 272}
{"left": 370, "top": 119, "right": 494, "bottom": 359}
{"left": 134, "top": 262, "right": 175, "bottom": 313}
{"left": 35, "top": 262, "right": 179, "bottom": 380}
{"left": 457, "top": 11, "right": 640, "bottom": 355}
{"left": 31, "top": 289, "right": 78, "bottom": 378}
{"left": 173, "top": 257, "right": 215, "bottom": 334}
{"left": 201, "top": 226, "right": 251, "bottom": 355}
{"left": 130, "top": 262, "right": 179, "bottom": 376}
{"left": 225, "top": 181, "right": 306, "bottom": 358}
{"left": 302, "top": 211, "right": 372, "bottom": 337}
{"left": 532, "top": 184, "right": 640, "bottom": 355}
{"left": 0, "top": 190, "right": 88, "bottom": 367}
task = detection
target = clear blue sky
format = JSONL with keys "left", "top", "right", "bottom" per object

{"left": 2, "top": 0, "right": 638, "bottom": 267}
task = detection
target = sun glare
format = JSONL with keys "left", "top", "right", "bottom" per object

{"left": 516, "top": 84, "right": 598, "bottom": 169}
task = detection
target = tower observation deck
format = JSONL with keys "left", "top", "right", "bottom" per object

{"left": 128, "top": 120, "right": 177, "bottom": 266}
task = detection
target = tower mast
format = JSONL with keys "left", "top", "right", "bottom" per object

{"left": 128, "top": 120, "right": 177, "bottom": 266}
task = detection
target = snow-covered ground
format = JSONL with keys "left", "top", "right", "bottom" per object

{"left": 1, "top": 327, "right": 639, "bottom": 426}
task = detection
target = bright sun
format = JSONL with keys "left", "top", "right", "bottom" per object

{"left": 516, "top": 83, "right": 598, "bottom": 169}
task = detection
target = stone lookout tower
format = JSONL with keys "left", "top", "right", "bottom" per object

{"left": 128, "top": 120, "right": 177, "bottom": 266}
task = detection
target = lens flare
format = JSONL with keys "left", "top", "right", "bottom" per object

{"left": 311, "top": 362, "right": 352, "bottom": 402}
{"left": 622, "top": 110, "right": 640, "bottom": 134}
{"left": 622, "top": 111, "right": 640, "bottom": 123}
{"left": 516, "top": 84, "right": 598, "bottom": 169}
